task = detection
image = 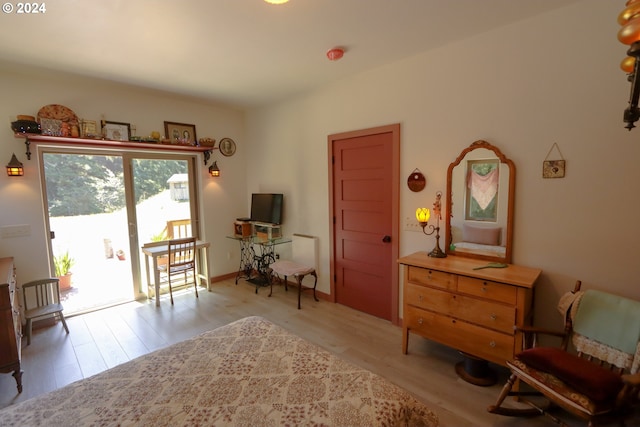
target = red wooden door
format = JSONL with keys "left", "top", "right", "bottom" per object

{"left": 329, "top": 124, "right": 400, "bottom": 322}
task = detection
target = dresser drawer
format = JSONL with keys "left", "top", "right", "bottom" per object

{"left": 405, "top": 282, "right": 434, "bottom": 310}
{"left": 406, "top": 285, "right": 515, "bottom": 334}
{"left": 407, "top": 266, "right": 456, "bottom": 291}
{"left": 405, "top": 305, "right": 514, "bottom": 366}
{"left": 457, "top": 276, "right": 517, "bottom": 305}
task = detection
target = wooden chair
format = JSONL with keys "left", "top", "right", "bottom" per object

{"left": 22, "top": 278, "right": 69, "bottom": 345}
{"left": 488, "top": 281, "right": 640, "bottom": 426}
{"left": 269, "top": 234, "right": 318, "bottom": 309}
{"left": 159, "top": 237, "right": 198, "bottom": 305}
{"left": 166, "top": 219, "right": 191, "bottom": 239}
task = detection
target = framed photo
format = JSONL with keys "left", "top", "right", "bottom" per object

{"left": 101, "top": 120, "right": 130, "bottom": 141}
{"left": 219, "top": 137, "right": 236, "bottom": 156}
{"left": 164, "top": 121, "right": 197, "bottom": 145}
{"left": 80, "top": 119, "right": 98, "bottom": 138}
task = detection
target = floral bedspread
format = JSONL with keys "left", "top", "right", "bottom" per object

{"left": 0, "top": 316, "right": 438, "bottom": 426}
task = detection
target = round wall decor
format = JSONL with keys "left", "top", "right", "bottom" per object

{"left": 407, "top": 169, "right": 426, "bottom": 192}
{"left": 219, "top": 137, "right": 236, "bottom": 157}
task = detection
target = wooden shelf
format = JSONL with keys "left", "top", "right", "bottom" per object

{"left": 14, "top": 133, "right": 215, "bottom": 164}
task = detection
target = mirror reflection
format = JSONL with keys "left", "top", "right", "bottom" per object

{"left": 445, "top": 140, "right": 515, "bottom": 263}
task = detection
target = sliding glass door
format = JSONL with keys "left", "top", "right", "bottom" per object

{"left": 131, "top": 157, "right": 198, "bottom": 298}
{"left": 41, "top": 149, "right": 198, "bottom": 314}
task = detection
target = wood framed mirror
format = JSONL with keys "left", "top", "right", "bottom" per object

{"left": 445, "top": 140, "right": 515, "bottom": 263}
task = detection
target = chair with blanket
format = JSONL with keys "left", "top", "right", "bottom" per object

{"left": 488, "top": 281, "right": 640, "bottom": 426}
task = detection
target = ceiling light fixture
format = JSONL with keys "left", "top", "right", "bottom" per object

{"left": 264, "top": 0, "right": 289, "bottom": 4}
{"left": 326, "top": 47, "right": 344, "bottom": 61}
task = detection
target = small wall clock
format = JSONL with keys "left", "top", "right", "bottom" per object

{"left": 219, "top": 137, "right": 236, "bottom": 157}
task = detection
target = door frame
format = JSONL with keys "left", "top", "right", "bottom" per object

{"left": 327, "top": 123, "right": 401, "bottom": 325}
{"left": 38, "top": 146, "right": 201, "bottom": 308}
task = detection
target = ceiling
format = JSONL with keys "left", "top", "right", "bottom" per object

{"left": 0, "top": 0, "right": 582, "bottom": 108}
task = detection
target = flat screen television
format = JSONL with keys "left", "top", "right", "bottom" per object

{"left": 250, "top": 193, "right": 283, "bottom": 225}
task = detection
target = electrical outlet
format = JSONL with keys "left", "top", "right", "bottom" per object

{"left": 404, "top": 217, "right": 422, "bottom": 232}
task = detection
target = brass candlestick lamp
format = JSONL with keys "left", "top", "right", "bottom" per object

{"left": 416, "top": 191, "right": 446, "bottom": 258}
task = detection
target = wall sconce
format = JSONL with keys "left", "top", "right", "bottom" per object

{"left": 208, "top": 161, "right": 220, "bottom": 177}
{"left": 416, "top": 191, "right": 446, "bottom": 258}
{"left": 6, "top": 153, "right": 24, "bottom": 177}
{"left": 617, "top": 1, "right": 640, "bottom": 129}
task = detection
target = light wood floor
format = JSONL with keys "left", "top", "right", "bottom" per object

{"left": 0, "top": 278, "right": 632, "bottom": 426}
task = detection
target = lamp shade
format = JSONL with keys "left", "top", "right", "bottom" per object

{"left": 6, "top": 153, "right": 23, "bottom": 176}
{"left": 618, "top": 17, "right": 640, "bottom": 45}
{"left": 622, "top": 55, "right": 636, "bottom": 72}
{"left": 416, "top": 208, "right": 430, "bottom": 224}
{"left": 619, "top": 2, "right": 640, "bottom": 25}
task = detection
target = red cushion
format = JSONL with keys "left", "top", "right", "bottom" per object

{"left": 516, "top": 347, "right": 624, "bottom": 403}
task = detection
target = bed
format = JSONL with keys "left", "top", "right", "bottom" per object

{"left": 452, "top": 241, "right": 506, "bottom": 258}
{"left": 0, "top": 316, "right": 438, "bottom": 426}
{"left": 451, "top": 223, "right": 506, "bottom": 258}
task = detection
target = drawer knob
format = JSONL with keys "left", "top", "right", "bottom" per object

{"left": 418, "top": 295, "right": 424, "bottom": 302}
{"left": 418, "top": 318, "right": 424, "bottom": 325}
{"left": 489, "top": 341, "right": 496, "bottom": 348}
{"left": 490, "top": 313, "right": 497, "bottom": 321}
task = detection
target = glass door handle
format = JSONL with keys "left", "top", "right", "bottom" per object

{"left": 128, "top": 222, "right": 137, "bottom": 238}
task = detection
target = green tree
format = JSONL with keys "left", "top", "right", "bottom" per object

{"left": 43, "top": 154, "right": 188, "bottom": 217}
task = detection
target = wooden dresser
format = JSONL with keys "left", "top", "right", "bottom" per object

{"left": 398, "top": 252, "right": 541, "bottom": 384}
{"left": 0, "top": 257, "right": 22, "bottom": 392}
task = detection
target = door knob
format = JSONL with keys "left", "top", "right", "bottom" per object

{"left": 382, "top": 235, "right": 391, "bottom": 243}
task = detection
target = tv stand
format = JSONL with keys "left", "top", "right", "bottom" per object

{"left": 251, "top": 222, "right": 282, "bottom": 240}
{"left": 226, "top": 235, "right": 291, "bottom": 293}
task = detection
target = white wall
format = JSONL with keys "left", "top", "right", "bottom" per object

{"left": 245, "top": 0, "right": 640, "bottom": 329}
{"left": 1, "top": 1, "right": 638, "bottom": 332}
{"left": 0, "top": 63, "right": 247, "bottom": 282}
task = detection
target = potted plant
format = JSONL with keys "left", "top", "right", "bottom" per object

{"left": 150, "top": 230, "right": 167, "bottom": 242}
{"left": 54, "top": 251, "right": 75, "bottom": 290}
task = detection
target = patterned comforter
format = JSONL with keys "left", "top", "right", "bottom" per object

{"left": 0, "top": 316, "right": 438, "bottom": 426}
